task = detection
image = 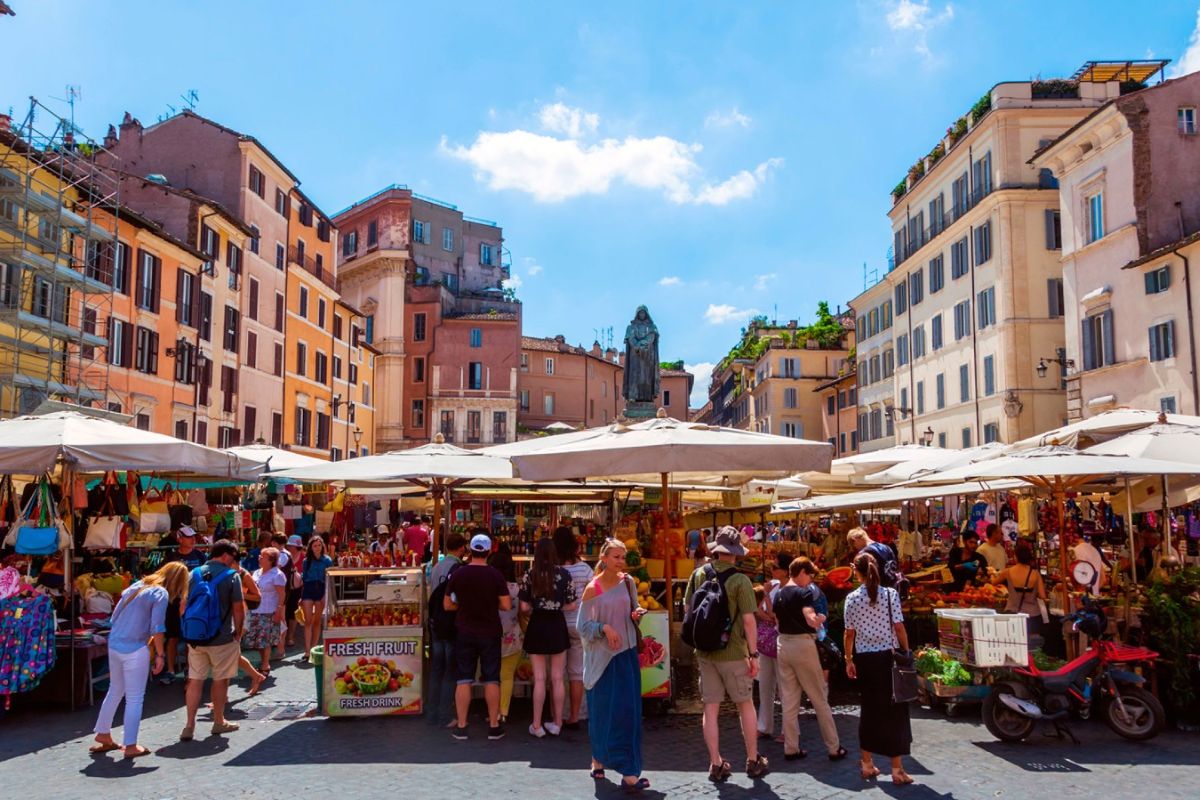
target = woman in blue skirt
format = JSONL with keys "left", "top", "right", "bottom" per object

{"left": 578, "top": 539, "right": 651, "bottom": 793}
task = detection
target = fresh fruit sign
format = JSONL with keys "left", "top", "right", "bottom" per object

{"left": 324, "top": 635, "right": 423, "bottom": 716}
{"left": 639, "top": 611, "right": 670, "bottom": 698}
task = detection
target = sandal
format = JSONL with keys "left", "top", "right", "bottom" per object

{"left": 622, "top": 778, "right": 650, "bottom": 794}
{"left": 708, "top": 760, "right": 732, "bottom": 783}
{"left": 892, "top": 770, "right": 914, "bottom": 785}
{"left": 590, "top": 768, "right": 606, "bottom": 780}
{"left": 784, "top": 749, "right": 807, "bottom": 761}
{"left": 123, "top": 745, "right": 152, "bottom": 760}
{"left": 89, "top": 741, "right": 121, "bottom": 754}
{"left": 861, "top": 762, "right": 881, "bottom": 780}
{"left": 746, "top": 755, "right": 770, "bottom": 779}
{"left": 829, "top": 746, "right": 848, "bottom": 761}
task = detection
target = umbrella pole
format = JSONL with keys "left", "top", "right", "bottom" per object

{"left": 1125, "top": 477, "right": 1137, "bottom": 588}
{"left": 1057, "top": 482, "right": 1070, "bottom": 609}
{"left": 661, "top": 471, "right": 672, "bottom": 622}
{"left": 431, "top": 486, "right": 442, "bottom": 566}
{"left": 1161, "top": 475, "right": 1171, "bottom": 566}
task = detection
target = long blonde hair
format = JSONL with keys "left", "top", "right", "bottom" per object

{"left": 136, "top": 561, "right": 190, "bottom": 603}
{"left": 594, "top": 538, "right": 628, "bottom": 576}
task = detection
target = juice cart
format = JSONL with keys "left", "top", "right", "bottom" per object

{"left": 321, "top": 567, "right": 426, "bottom": 717}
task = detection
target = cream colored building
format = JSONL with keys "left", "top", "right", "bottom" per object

{"left": 1032, "top": 63, "right": 1198, "bottom": 418}
{"left": 878, "top": 70, "right": 1131, "bottom": 447}
{"left": 851, "top": 278, "right": 896, "bottom": 452}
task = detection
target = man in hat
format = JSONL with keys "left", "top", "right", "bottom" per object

{"left": 158, "top": 525, "right": 206, "bottom": 684}
{"left": 684, "top": 526, "right": 768, "bottom": 782}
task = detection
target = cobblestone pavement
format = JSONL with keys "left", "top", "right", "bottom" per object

{"left": 1, "top": 651, "right": 1197, "bottom": 800}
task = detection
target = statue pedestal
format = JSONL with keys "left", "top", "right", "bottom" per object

{"left": 622, "top": 401, "right": 658, "bottom": 420}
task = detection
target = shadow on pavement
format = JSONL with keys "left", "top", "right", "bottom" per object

{"left": 79, "top": 757, "right": 160, "bottom": 779}
{"left": 154, "top": 734, "right": 233, "bottom": 761}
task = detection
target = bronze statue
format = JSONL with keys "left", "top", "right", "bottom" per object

{"left": 622, "top": 305, "right": 660, "bottom": 405}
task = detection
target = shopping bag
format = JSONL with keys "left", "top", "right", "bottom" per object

{"left": 891, "top": 648, "right": 920, "bottom": 704}
{"left": 315, "top": 510, "right": 335, "bottom": 533}
{"left": 15, "top": 479, "right": 65, "bottom": 555}
{"left": 138, "top": 511, "right": 170, "bottom": 534}
{"left": 84, "top": 516, "right": 128, "bottom": 550}
{"left": 188, "top": 488, "right": 210, "bottom": 516}
{"left": 15, "top": 525, "right": 59, "bottom": 556}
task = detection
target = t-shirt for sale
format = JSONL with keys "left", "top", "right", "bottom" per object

{"left": 252, "top": 567, "right": 287, "bottom": 615}
{"left": 772, "top": 584, "right": 821, "bottom": 635}
{"left": 446, "top": 563, "right": 508, "bottom": 640}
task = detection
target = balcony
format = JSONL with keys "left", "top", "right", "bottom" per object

{"left": 288, "top": 246, "right": 335, "bottom": 289}
{"left": 893, "top": 184, "right": 993, "bottom": 267}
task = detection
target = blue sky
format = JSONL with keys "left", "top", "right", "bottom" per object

{"left": 3, "top": 1, "right": 1199, "bottom": 406}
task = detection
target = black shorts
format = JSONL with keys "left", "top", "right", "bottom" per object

{"left": 165, "top": 603, "right": 182, "bottom": 639}
{"left": 455, "top": 634, "right": 501, "bottom": 685}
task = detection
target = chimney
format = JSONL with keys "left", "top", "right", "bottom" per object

{"left": 591, "top": 341, "right": 602, "bottom": 357}
{"left": 119, "top": 112, "right": 143, "bottom": 137}
{"left": 103, "top": 124, "right": 118, "bottom": 149}
{"left": 605, "top": 347, "right": 617, "bottom": 363}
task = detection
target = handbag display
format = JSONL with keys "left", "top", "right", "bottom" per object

{"left": 168, "top": 488, "right": 193, "bottom": 529}
{"left": 15, "top": 479, "right": 67, "bottom": 556}
{"left": 84, "top": 482, "right": 129, "bottom": 551}
{"left": 139, "top": 487, "right": 170, "bottom": 533}
{"left": 886, "top": 588, "right": 919, "bottom": 703}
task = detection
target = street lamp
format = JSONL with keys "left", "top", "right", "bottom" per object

{"left": 353, "top": 426, "right": 363, "bottom": 458}
{"left": 921, "top": 427, "right": 935, "bottom": 446}
{"left": 1036, "top": 350, "right": 1075, "bottom": 378}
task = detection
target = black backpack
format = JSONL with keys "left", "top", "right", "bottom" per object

{"left": 428, "top": 562, "right": 462, "bottom": 641}
{"left": 681, "top": 564, "right": 737, "bottom": 652}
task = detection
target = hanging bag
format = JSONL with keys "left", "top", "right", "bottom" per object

{"left": 15, "top": 479, "right": 63, "bottom": 556}
{"left": 886, "top": 588, "right": 919, "bottom": 704}
{"left": 624, "top": 575, "right": 646, "bottom": 653}
{"left": 84, "top": 478, "right": 129, "bottom": 550}
{"left": 168, "top": 487, "right": 194, "bottom": 529}
{"left": 138, "top": 486, "right": 171, "bottom": 533}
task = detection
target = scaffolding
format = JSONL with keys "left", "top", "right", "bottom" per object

{"left": 0, "top": 97, "right": 119, "bottom": 418}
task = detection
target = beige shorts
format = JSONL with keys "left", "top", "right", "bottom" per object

{"left": 566, "top": 628, "right": 584, "bottom": 681}
{"left": 187, "top": 640, "right": 241, "bottom": 681}
{"left": 698, "top": 656, "right": 753, "bottom": 704}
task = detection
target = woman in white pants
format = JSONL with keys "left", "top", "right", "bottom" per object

{"left": 90, "top": 562, "right": 189, "bottom": 759}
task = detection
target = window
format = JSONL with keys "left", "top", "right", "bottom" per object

{"left": 929, "top": 193, "right": 945, "bottom": 236}
{"left": 936, "top": 373, "right": 945, "bottom": 410}
{"left": 959, "top": 364, "right": 970, "bottom": 402}
{"left": 223, "top": 305, "right": 239, "bottom": 351}
{"left": 916, "top": 381, "right": 925, "bottom": 414}
{"left": 896, "top": 334, "right": 909, "bottom": 367}
{"left": 295, "top": 341, "right": 307, "bottom": 377}
{"left": 248, "top": 224, "right": 260, "bottom": 254}
{"left": 318, "top": 299, "right": 326, "bottom": 329}
{"left": 908, "top": 269, "right": 923, "bottom": 306}
{"left": 973, "top": 220, "right": 993, "bottom": 265}
{"left": 442, "top": 228, "right": 454, "bottom": 251}
{"left": 248, "top": 165, "right": 265, "bottom": 197}
{"left": 174, "top": 341, "right": 196, "bottom": 384}
{"left": 362, "top": 383, "right": 371, "bottom": 406}
{"left": 519, "top": 389, "right": 530, "bottom": 411}
{"left": 343, "top": 230, "right": 358, "bottom": 256}
{"left": 468, "top": 362, "right": 483, "bottom": 390}
{"left": 952, "top": 171, "right": 969, "bottom": 216}
{"left": 1081, "top": 310, "right": 1115, "bottom": 371}
{"left": 411, "top": 399, "right": 425, "bottom": 428}
{"left": 882, "top": 300, "right": 892, "bottom": 330}
{"left": 176, "top": 269, "right": 196, "bottom": 326}
{"left": 954, "top": 300, "right": 972, "bottom": 340}
{"left": 136, "top": 250, "right": 160, "bottom": 311}
{"left": 413, "top": 220, "right": 427, "bottom": 244}
{"left": 349, "top": 362, "right": 358, "bottom": 384}
{"left": 316, "top": 412, "right": 331, "bottom": 450}
{"left": 315, "top": 351, "right": 328, "bottom": 383}
{"left": 827, "top": 395, "right": 836, "bottom": 416}
{"left": 912, "top": 325, "right": 926, "bottom": 358}
{"left": 246, "top": 331, "right": 258, "bottom": 369}
{"left": 663, "top": 389, "right": 671, "bottom": 406}
{"left": 1145, "top": 265, "right": 1170, "bottom": 294}
{"left": 440, "top": 410, "right": 455, "bottom": 442}
{"left": 413, "top": 265, "right": 430, "bottom": 285}
{"left": 938, "top": 432, "right": 947, "bottom": 448}
{"left": 200, "top": 223, "right": 218, "bottom": 259}
{"left": 780, "top": 357, "right": 799, "bottom": 377}
{"left": 271, "top": 412, "right": 283, "bottom": 447}
{"left": 951, "top": 237, "right": 969, "bottom": 279}
{"left": 1045, "top": 210, "right": 1062, "bottom": 249}
{"left": 543, "top": 392, "right": 555, "bottom": 415}
{"left": 984, "top": 355, "right": 995, "bottom": 396}
{"left": 1179, "top": 107, "right": 1197, "bottom": 135}
{"left": 134, "top": 326, "right": 159, "bottom": 374}
{"left": 247, "top": 277, "right": 259, "bottom": 321}
{"left": 135, "top": 413, "right": 150, "bottom": 431}
{"left": 493, "top": 411, "right": 507, "bottom": 443}
{"left": 175, "top": 419, "right": 188, "bottom": 440}
{"left": 365, "top": 315, "right": 374, "bottom": 344}
{"left": 962, "top": 427, "right": 973, "bottom": 448}
{"left": 80, "top": 307, "right": 97, "bottom": 360}
{"left": 367, "top": 220, "right": 378, "bottom": 248}
{"left": 332, "top": 354, "right": 342, "bottom": 380}
{"left": 983, "top": 422, "right": 999, "bottom": 444}
{"left": 1048, "top": 278, "right": 1065, "bottom": 318}
{"left": 782, "top": 422, "right": 802, "bottom": 438}
{"left": 470, "top": 328, "right": 482, "bottom": 348}
{"left": 274, "top": 342, "right": 284, "bottom": 377}
{"left": 413, "top": 313, "right": 427, "bottom": 342}
{"left": 275, "top": 243, "right": 285, "bottom": 270}
{"left": 977, "top": 287, "right": 996, "bottom": 329}
{"left": 1149, "top": 321, "right": 1175, "bottom": 362}
{"left": 299, "top": 286, "right": 308, "bottom": 318}
{"left": 519, "top": 352, "right": 529, "bottom": 372}
{"left": 1087, "top": 192, "right": 1105, "bottom": 243}
{"left": 894, "top": 282, "right": 907, "bottom": 315}
{"left": 929, "top": 255, "right": 944, "bottom": 293}
{"left": 1161, "top": 396, "right": 1178, "bottom": 414}
{"left": 295, "top": 408, "right": 312, "bottom": 447}
{"left": 275, "top": 292, "right": 285, "bottom": 332}
{"left": 221, "top": 365, "right": 238, "bottom": 413}
{"left": 783, "top": 388, "right": 797, "bottom": 408}
{"left": 466, "top": 411, "right": 482, "bottom": 444}
{"left": 545, "top": 357, "right": 555, "bottom": 375}
{"left": 480, "top": 243, "right": 495, "bottom": 266}
{"left": 931, "top": 314, "right": 943, "bottom": 350}
{"left": 413, "top": 357, "right": 425, "bottom": 383}
{"left": 275, "top": 188, "right": 288, "bottom": 217}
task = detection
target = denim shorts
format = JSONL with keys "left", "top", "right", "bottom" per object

{"left": 455, "top": 633, "right": 501, "bottom": 685}
{"left": 301, "top": 580, "right": 326, "bottom": 602}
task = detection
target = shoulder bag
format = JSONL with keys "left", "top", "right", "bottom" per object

{"left": 84, "top": 481, "right": 129, "bottom": 551}
{"left": 138, "top": 487, "right": 171, "bottom": 533}
{"left": 886, "top": 588, "right": 919, "bottom": 704}
{"left": 15, "top": 479, "right": 67, "bottom": 556}
{"left": 623, "top": 575, "right": 646, "bottom": 653}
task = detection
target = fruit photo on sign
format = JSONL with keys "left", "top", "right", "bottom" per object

{"left": 333, "top": 656, "right": 414, "bottom": 697}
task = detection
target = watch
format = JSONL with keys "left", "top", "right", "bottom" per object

{"left": 748, "top": 652, "right": 759, "bottom": 658}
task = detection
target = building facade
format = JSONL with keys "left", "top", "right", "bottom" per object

{"left": 1033, "top": 65, "right": 1200, "bottom": 418}
{"left": 872, "top": 69, "right": 1132, "bottom": 448}
{"left": 850, "top": 277, "right": 897, "bottom": 452}
{"left": 519, "top": 336, "right": 622, "bottom": 430}
{"left": 816, "top": 370, "right": 859, "bottom": 457}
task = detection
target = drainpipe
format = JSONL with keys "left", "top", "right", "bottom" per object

{"left": 1174, "top": 202, "right": 1199, "bottom": 414}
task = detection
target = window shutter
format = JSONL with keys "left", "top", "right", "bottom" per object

{"left": 152, "top": 256, "right": 161, "bottom": 313}
{"left": 1149, "top": 326, "right": 1159, "bottom": 362}
{"left": 1102, "top": 310, "right": 1115, "bottom": 366}
{"left": 1081, "top": 318, "right": 1095, "bottom": 369}
{"left": 1044, "top": 210, "right": 1057, "bottom": 249}
{"left": 150, "top": 331, "right": 159, "bottom": 374}
{"left": 1163, "top": 267, "right": 1171, "bottom": 290}
{"left": 123, "top": 320, "right": 133, "bottom": 365}
{"left": 175, "top": 268, "right": 184, "bottom": 323}
{"left": 1145, "top": 271, "right": 1155, "bottom": 294}
{"left": 1168, "top": 320, "right": 1176, "bottom": 358}
{"left": 1047, "top": 279, "right": 1059, "bottom": 317}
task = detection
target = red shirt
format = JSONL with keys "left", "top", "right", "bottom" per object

{"left": 403, "top": 525, "right": 429, "bottom": 554}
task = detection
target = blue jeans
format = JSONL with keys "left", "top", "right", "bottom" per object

{"left": 428, "top": 637, "right": 457, "bottom": 725}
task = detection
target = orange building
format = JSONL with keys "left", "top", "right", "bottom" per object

{"left": 518, "top": 336, "right": 623, "bottom": 430}
{"left": 815, "top": 370, "right": 859, "bottom": 457}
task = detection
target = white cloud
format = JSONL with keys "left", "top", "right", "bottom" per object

{"left": 686, "top": 361, "right": 716, "bottom": 407}
{"left": 538, "top": 102, "right": 599, "bottom": 139}
{"left": 659, "top": 276, "right": 682, "bottom": 287}
{"left": 443, "top": 104, "right": 782, "bottom": 205}
{"left": 704, "top": 107, "right": 752, "bottom": 129}
{"left": 884, "top": 1, "right": 954, "bottom": 58}
{"left": 528, "top": 264, "right": 543, "bottom": 276}
{"left": 704, "top": 303, "right": 760, "bottom": 325}
{"left": 1170, "top": 7, "right": 1200, "bottom": 77}
{"left": 753, "top": 273, "right": 777, "bottom": 291}
{"left": 503, "top": 274, "right": 523, "bottom": 291}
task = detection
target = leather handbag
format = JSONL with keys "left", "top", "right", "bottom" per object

{"left": 816, "top": 636, "right": 843, "bottom": 671}
{"left": 168, "top": 488, "right": 193, "bottom": 528}
{"left": 886, "top": 588, "right": 919, "bottom": 703}
{"left": 624, "top": 576, "right": 646, "bottom": 653}
{"left": 138, "top": 487, "right": 170, "bottom": 533}
{"left": 84, "top": 483, "right": 128, "bottom": 550}
{"left": 15, "top": 480, "right": 64, "bottom": 556}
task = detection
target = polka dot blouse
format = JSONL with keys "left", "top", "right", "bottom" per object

{"left": 843, "top": 584, "right": 903, "bottom": 653}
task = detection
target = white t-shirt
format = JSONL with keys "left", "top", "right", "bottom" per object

{"left": 278, "top": 550, "right": 290, "bottom": 569}
{"left": 253, "top": 567, "right": 287, "bottom": 615}
{"left": 562, "top": 561, "right": 594, "bottom": 626}
{"left": 976, "top": 541, "right": 1008, "bottom": 571}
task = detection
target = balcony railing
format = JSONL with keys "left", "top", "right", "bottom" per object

{"left": 288, "top": 246, "right": 335, "bottom": 288}
{"left": 893, "top": 184, "right": 993, "bottom": 267}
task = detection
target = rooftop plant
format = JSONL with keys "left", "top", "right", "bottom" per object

{"left": 970, "top": 91, "right": 992, "bottom": 124}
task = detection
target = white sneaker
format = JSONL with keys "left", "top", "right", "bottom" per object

{"left": 528, "top": 724, "right": 546, "bottom": 738}
{"left": 545, "top": 722, "right": 561, "bottom": 736}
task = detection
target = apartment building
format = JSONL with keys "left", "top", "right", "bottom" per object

{"left": 659, "top": 368, "right": 693, "bottom": 421}
{"left": 519, "top": 336, "right": 622, "bottom": 430}
{"left": 1032, "top": 62, "right": 1198, "bottom": 418}
{"left": 877, "top": 67, "right": 1132, "bottom": 447}
{"left": 850, "top": 278, "right": 897, "bottom": 452}
{"left": 330, "top": 298, "right": 376, "bottom": 458}
{"left": 816, "top": 370, "right": 859, "bottom": 457}
{"left": 334, "top": 185, "right": 518, "bottom": 449}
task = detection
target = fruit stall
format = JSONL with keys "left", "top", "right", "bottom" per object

{"left": 321, "top": 567, "right": 425, "bottom": 717}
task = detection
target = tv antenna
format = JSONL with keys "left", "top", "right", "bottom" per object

{"left": 49, "top": 85, "right": 82, "bottom": 134}
{"left": 863, "top": 261, "right": 879, "bottom": 290}
{"left": 158, "top": 89, "right": 199, "bottom": 122}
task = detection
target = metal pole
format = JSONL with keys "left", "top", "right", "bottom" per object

{"left": 1161, "top": 475, "right": 1172, "bottom": 565}
{"left": 1125, "top": 477, "right": 1138, "bottom": 587}
{"left": 661, "top": 471, "right": 672, "bottom": 621}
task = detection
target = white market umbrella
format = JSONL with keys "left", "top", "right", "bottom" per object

{"left": 772, "top": 479, "right": 1025, "bottom": 514}
{"left": 829, "top": 444, "right": 935, "bottom": 476}
{"left": 1007, "top": 408, "right": 1200, "bottom": 451}
{"left": 0, "top": 411, "right": 251, "bottom": 477}
{"left": 543, "top": 421, "right": 577, "bottom": 432}
{"left": 859, "top": 443, "right": 1005, "bottom": 486}
{"left": 226, "top": 444, "right": 328, "bottom": 479}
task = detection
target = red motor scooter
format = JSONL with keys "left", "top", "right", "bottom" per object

{"left": 983, "top": 598, "right": 1164, "bottom": 743}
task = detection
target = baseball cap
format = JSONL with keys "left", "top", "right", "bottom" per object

{"left": 469, "top": 533, "right": 492, "bottom": 554}
{"left": 709, "top": 525, "right": 746, "bottom": 557}
{"left": 177, "top": 525, "right": 197, "bottom": 538}
{"left": 376, "top": 524, "right": 390, "bottom": 535}
{"left": 286, "top": 535, "right": 304, "bottom": 548}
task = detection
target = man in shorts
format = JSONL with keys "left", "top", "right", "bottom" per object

{"left": 181, "top": 539, "right": 244, "bottom": 740}
{"left": 445, "top": 533, "right": 511, "bottom": 741}
{"left": 685, "top": 526, "right": 768, "bottom": 782}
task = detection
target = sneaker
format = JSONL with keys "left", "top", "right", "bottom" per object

{"left": 452, "top": 726, "right": 469, "bottom": 741}
{"left": 544, "top": 722, "right": 562, "bottom": 736}
{"left": 488, "top": 726, "right": 505, "bottom": 740}
{"left": 746, "top": 755, "right": 770, "bottom": 779}
{"left": 158, "top": 672, "right": 175, "bottom": 686}
{"left": 528, "top": 724, "right": 546, "bottom": 738}
{"left": 210, "top": 721, "right": 240, "bottom": 735}
{"left": 708, "top": 761, "right": 732, "bottom": 783}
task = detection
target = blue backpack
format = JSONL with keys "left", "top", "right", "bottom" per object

{"left": 181, "top": 566, "right": 235, "bottom": 645}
